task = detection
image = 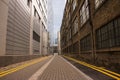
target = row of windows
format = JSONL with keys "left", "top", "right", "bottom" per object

{"left": 73, "top": 17, "right": 79, "bottom": 35}
{"left": 96, "top": 17, "right": 120, "bottom": 49}
{"left": 63, "top": 16, "right": 120, "bottom": 52}
{"left": 80, "top": 0, "right": 89, "bottom": 26}
{"left": 36, "top": 0, "right": 47, "bottom": 24}
{"left": 72, "top": 0, "right": 106, "bottom": 27}
{"left": 73, "top": 42, "right": 79, "bottom": 53}
{"left": 63, "top": 17, "right": 120, "bottom": 51}
{"left": 36, "top": 0, "right": 43, "bottom": 12}
{"left": 80, "top": 34, "right": 92, "bottom": 51}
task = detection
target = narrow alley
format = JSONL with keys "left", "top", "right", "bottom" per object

{"left": 0, "top": 0, "right": 120, "bottom": 80}
{"left": 0, "top": 55, "right": 120, "bottom": 80}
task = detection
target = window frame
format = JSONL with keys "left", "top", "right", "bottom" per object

{"left": 96, "top": 17, "right": 120, "bottom": 49}
{"left": 80, "top": 0, "right": 89, "bottom": 26}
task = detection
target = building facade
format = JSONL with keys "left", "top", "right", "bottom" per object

{"left": 60, "top": 0, "right": 120, "bottom": 71}
{"left": 58, "top": 31, "right": 61, "bottom": 54}
{"left": 0, "top": 0, "right": 48, "bottom": 56}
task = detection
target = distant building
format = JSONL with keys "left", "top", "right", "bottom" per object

{"left": 47, "top": 0, "right": 54, "bottom": 54}
{"left": 53, "top": 45, "right": 58, "bottom": 53}
{"left": 55, "top": 38, "right": 58, "bottom": 44}
{"left": 58, "top": 31, "right": 61, "bottom": 54}
{"left": 47, "top": 0, "right": 54, "bottom": 47}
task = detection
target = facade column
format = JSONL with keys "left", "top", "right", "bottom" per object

{"left": 29, "top": 1, "right": 34, "bottom": 55}
{"left": 0, "top": 0, "right": 9, "bottom": 56}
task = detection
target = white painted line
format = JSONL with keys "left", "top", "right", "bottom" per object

{"left": 28, "top": 56, "right": 55, "bottom": 80}
{"left": 60, "top": 56, "right": 93, "bottom": 80}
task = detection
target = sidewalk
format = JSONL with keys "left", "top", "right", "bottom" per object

{"left": 30, "top": 55, "right": 93, "bottom": 80}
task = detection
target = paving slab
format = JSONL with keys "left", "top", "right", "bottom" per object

{"left": 37, "top": 55, "right": 93, "bottom": 80}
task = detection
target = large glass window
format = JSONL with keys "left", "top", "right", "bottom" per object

{"left": 114, "top": 18, "right": 120, "bottom": 46}
{"left": 96, "top": 17, "right": 120, "bottom": 49}
{"left": 73, "top": 42, "right": 79, "bottom": 53}
{"left": 80, "top": 34, "right": 92, "bottom": 51}
{"left": 80, "top": 0, "right": 89, "bottom": 26}
{"left": 33, "top": 31, "right": 40, "bottom": 42}
{"left": 73, "top": 17, "right": 78, "bottom": 35}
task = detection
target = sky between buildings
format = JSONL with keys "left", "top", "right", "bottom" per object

{"left": 52, "top": 0, "right": 66, "bottom": 41}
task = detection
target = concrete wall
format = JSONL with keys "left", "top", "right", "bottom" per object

{"left": 0, "top": 0, "right": 9, "bottom": 56}
{"left": 42, "top": 28, "right": 49, "bottom": 55}
{"left": 0, "top": 55, "right": 41, "bottom": 67}
{"left": 6, "top": 0, "right": 30, "bottom": 55}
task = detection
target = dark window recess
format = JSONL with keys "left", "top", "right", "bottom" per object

{"left": 33, "top": 31, "right": 40, "bottom": 42}
{"left": 27, "top": 0, "right": 31, "bottom": 7}
{"left": 69, "top": 45, "right": 73, "bottom": 53}
{"left": 34, "top": 8, "right": 37, "bottom": 17}
{"left": 34, "top": 50, "right": 39, "bottom": 52}
{"left": 73, "top": 42, "right": 79, "bottom": 53}
{"left": 96, "top": 17, "right": 120, "bottom": 49}
{"left": 80, "top": 34, "right": 92, "bottom": 51}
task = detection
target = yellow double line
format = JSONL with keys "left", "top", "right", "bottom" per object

{"left": 64, "top": 56, "right": 120, "bottom": 80}
{"left": 0, "top": 56, "right": 49, "bottom": 77}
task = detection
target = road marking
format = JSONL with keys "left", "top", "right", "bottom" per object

{"left": 64, "top": 56, "right": 120, "bottom": 80}
{"left": 61, "top": 56, "right": 93, "bottom": 80}
{"left": 0, "top": 56, "right": 51, "bottom": 77}
{"left": 28, "top": 55, "right": 55, "bottom": 80}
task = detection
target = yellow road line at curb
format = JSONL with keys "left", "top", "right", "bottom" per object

{"left": 0, "top": 58, "right": 45, "bottom": 74}
{"left": 0, "top": 56, "right": 50, "bottom": 77}
{"left": 64, "top": 56, "right": 120, "bottom": 80}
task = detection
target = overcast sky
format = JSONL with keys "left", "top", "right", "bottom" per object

{"left": 52, "top": 0, "right": 66, "bottom": 39}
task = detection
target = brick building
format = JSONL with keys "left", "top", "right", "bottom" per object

{"left": 60, "top": 0, "right": 120, "bottom": 71}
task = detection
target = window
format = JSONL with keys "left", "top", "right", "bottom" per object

{"left": 80, "top": 0, "right": 89, "bottom": 26}
{"left": 33, "top": 31, "right": 40, "bottom": 42}
{"left": 27, "top": 0, "right": 31, "bottom": 7}
{"left": 73, "top": 17, "right": 78, "bottom": 35}
{"left": 34, "top": 7, "right": 40, "bottom": 20}
{"left": 34, "top": 8, "right": 37, "bottom": 17}
{"left": 95, "top": 0, "right": 105, "bottom": 8}
{"left": 73, "top": 42, "right": 79, "bottom": 53}
{"left": 114, "top": 17, "right": 120, "bottom": 46}
{"left": 73, "top": 0, "right": 76, "bottom": 11}
{"left": 96, "top": 17, "right": 120, "bottom": 49}
{"left": 80, "top": 34, "right": 92, "bottom": 51}
{"left": 108, "top": 22, "right": 115, "bottom": 47}
{"left": 101, "top": 25, "right": 109, "bottom": 48}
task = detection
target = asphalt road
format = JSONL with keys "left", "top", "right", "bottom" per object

{"left": 0, "top": 55, "right": 119, "bottom": 80}
{"left": 64, "top": 57, "right": 116, "bottom": 80}
{"left": 0, "top": 57, "right": 51, "bottom": 80}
